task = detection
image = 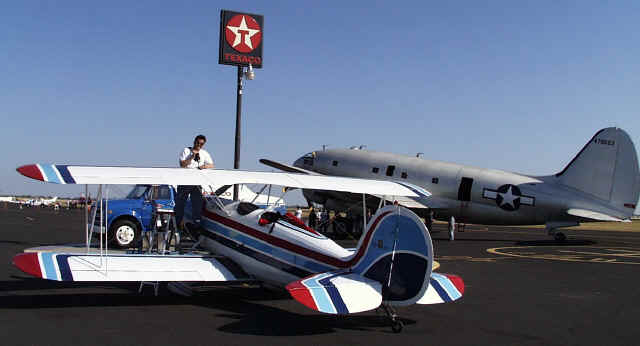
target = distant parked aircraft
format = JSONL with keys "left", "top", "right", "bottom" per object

{"left": 262, "top": 127, "right": 640, "bottom": 241}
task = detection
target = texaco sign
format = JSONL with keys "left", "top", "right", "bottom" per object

{"left": 219, "top": 10, "right": 263, "bottom": 68}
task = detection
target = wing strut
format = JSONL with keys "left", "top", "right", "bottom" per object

{"left": 362, "top": 194, "right": 367, "bottom": 234}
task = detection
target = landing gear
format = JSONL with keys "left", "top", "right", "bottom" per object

{"left": 554, "top": 232, "right": 567, "bottom": 242}
{"left": 546, "top": 222, "right": 575, "bottom": 243}
{"left": 381, "top": 304, "right": 404, "bottom": 333}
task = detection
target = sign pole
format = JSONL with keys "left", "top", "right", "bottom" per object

{"left": 219, "top": 10, "right": 263, "bottom": 201}
{"left": 234, "top": 65, "right": 243, "bottom": 201}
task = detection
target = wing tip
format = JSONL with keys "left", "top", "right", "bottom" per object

{"left": 17, "top": 164, "right": 44, "bottom": 182}
{"left": 286, "top": 281, "right": 319, "bottom": 311}
{"left": 444, "top": 274, "right": 465, "bottom": 295}
{"left": 13, "top": 253, "right": 42, "bottom": 278}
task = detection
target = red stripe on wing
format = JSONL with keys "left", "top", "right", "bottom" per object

{"left": 12, "top": 253, "right": 42, "bottom": 278}
{"left": 286, "top": 280, "right": 318, "bottom": 311}
{"left": 16, "top": 165, "right": 44, "bottom": 182}
{"left": 444, "top": 274, "right": 465, "bottom": 295}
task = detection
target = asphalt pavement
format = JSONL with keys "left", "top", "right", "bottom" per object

{"left": 1, "top": 205, "right": 639, "bottom": 346}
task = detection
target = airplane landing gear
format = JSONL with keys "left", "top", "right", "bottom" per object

{"left": 448, "top": 216, "right": 455, "bottom": 241}
{"left": 546, "top": 222, "right": 576, "bottom": 243}
{"left": 381, "top": 304, "right": 404, "bottom": 333}
{"left": 554, "top": 232, "right": 567, "bottom": 242}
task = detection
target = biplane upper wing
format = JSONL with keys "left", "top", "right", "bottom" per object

{"left": 17, "top": 164, "right": 426, "bottom": 198}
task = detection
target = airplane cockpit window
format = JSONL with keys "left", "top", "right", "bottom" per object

{"left": 332, "top": 160, "right": 339, "bottom": 167}
{"left": 237, "top": 202, "right": 260, "bottom": 216}
{"left": 303, "top": 152, "right": 314, "bottom": 166}
{"left": 386, "top": 165, "right": 396, "bottom": 177}
{"left": 372, "top": 167, "right": 379, "bottom": 173}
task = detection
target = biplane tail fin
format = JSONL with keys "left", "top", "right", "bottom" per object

{"left": 287, "top": 206, "right": 463, "bottom": 314}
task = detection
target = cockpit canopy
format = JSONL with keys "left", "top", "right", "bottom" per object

{"left": 302, "top": 152, "right": 315, "bottom": 166}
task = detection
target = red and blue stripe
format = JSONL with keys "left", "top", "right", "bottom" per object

{"left": 16, "top": 164, "right": 76, "bottom": 184}
{"left": 429, "top": 273, "right": 464, "bottom": 302}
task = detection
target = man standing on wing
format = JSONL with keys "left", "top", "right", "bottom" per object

{"left": 175, "top": 134, "right": 214, "bottom": 232}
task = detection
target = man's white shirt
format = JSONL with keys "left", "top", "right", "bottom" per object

{"left": 179, "top": 148, "right": 213, "bottom": 169}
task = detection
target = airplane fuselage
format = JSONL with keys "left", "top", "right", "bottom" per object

{"left": 293, "top": 147, "right": 635, "bottom": 226}
{"left": 192, "top": 200, "right": 353, "bottom": 287}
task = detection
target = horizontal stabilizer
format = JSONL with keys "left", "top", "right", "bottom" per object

{"left": 416, "top": 273, "right": 465, "bottom": 305}
{"left": 566, "top": 208, "right": 625, "bottom": 222}
{"left": 13, "top": 252, "right": 248, "bottom": 282}
{"left": 286, "top": 271, "right": 382, "bottom": 314}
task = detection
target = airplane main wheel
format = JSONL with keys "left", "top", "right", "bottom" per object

{"left": 554, "top": 232, "right": 567, "bottom": 242}
{"left": 391, "top": 320, "right": 404, "bottom": 333}
{"left": 110, "top": 219, "right": 140, "bottom": 249}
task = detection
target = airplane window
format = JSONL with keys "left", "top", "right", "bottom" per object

{"left": 303, "top": 152, "right": 314, "bottom": 166}
{"left": 386, "top": 165, "right": 395, "bottom": 176}
{"left": 372, "top": 167, "right": 379, "bottom": 174}
{"left": 332, "top": 160, "right": 338, "bottom": 166}
{"left": 432, "top": 177, "right": 439, "bottom": 184}
{"left": 401, "top": 172, "right": 408, "bottom": 179}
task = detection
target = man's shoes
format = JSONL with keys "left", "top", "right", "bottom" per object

{"left": 184, "top": 222, "right": 203, "bottom": 241}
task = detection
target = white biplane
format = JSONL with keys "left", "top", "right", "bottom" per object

{"left": 14, "top": 164, "right": 464, "bottom": 333}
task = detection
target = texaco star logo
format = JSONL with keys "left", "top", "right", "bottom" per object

{"left": 482, "top": 184, "right": 535, "bottom": 211}
{"left": 225, "top": 15, "right": 262, "bottom": 53}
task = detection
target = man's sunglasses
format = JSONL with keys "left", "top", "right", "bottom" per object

{"left": 195, "top": 141, "right": 205, "bottom": 146}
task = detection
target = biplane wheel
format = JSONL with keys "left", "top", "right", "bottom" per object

{"left": 110, "top": 219, "right": 140, "bottom": 249}
{"left": 391, "top": 320, "right": 404, "bottom": 333}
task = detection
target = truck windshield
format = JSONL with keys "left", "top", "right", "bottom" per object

{"left": 126, "top": 185, "right": 150, "bottom": 199}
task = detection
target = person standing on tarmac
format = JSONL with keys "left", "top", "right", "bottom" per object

{"left": 308, "top": 206, "right": 317, "bottom": 229}
{"left": 175, "top": 135, "right": 214, "bottom": 232}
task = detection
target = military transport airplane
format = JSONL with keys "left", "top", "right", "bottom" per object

{"left": 261, "top": 127, "right": 640, "bottom": 241}
{"left": 13, "top": 164, "right": 464, "bottom": 333}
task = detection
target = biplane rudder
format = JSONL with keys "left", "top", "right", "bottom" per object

{"left": 349, "top": 205, "right": 436, "bottom": 306}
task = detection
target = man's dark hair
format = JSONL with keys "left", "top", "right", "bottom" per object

{"left": 194, "top": 134, "right": 206, "bottom": 143}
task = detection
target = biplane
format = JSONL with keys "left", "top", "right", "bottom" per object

{"left": 13, "top": 164, "right": 464, "bottom": 333}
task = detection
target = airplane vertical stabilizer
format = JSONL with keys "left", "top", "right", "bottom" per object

{"left": 555, "top": 127, "right": 640, "bottom": 216}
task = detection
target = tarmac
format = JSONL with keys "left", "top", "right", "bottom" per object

{"left": 1, "top": 204, "right": 639, "bottom": 345}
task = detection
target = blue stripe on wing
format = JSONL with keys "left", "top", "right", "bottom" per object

{"left": 56, "top": 165, "right": 76, "bottom": 184}
{"left": 319, "top": 273, "right": 349, "bottom": 314}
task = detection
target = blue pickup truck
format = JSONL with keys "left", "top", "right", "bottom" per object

{"left": 92, "top": 184, "right": 175, "bottom": 249}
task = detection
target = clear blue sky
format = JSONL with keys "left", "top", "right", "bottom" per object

{"left": 1, "top": 1, "right": 639, "bottom": 212}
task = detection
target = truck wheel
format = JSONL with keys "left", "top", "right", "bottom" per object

{"left": 110, "top": 219, "right": 140, "bottom": 249}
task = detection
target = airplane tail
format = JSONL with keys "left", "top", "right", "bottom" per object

{"left": 350, "top": 205, "right": 436, "bottom": 306}
{"left": 287, "top": 206, "right": 464, "bottom": 314}
{"left": 554, "top": 127, "right": 640, "bottom": 218}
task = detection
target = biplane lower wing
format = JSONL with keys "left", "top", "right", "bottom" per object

{"left": 13, "top": 252, "right": 250, "bottom": 282}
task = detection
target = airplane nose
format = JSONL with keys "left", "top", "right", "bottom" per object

{"left": 293, "top": 156, "right": 305, "bottom": 168}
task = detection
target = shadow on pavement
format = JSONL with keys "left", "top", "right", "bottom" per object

{"left": 0, "top": 280, "right": 414, "bottom": 335}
